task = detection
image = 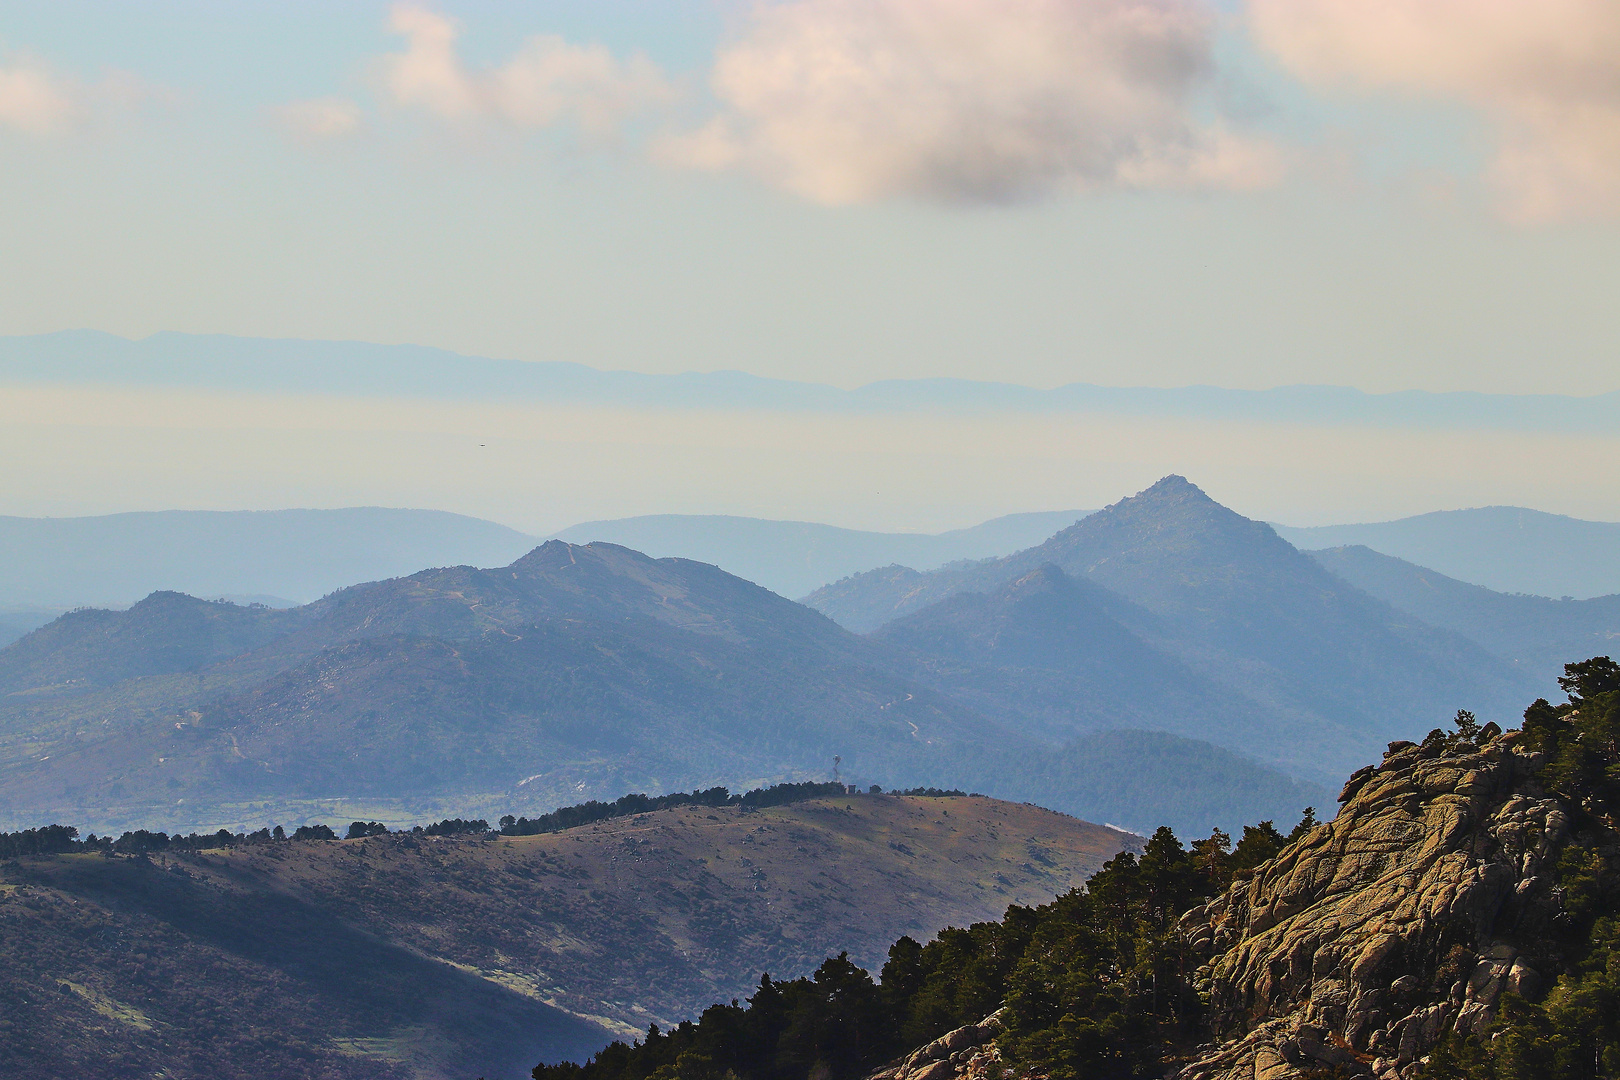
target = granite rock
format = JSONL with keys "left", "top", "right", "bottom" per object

{"left": 1173, "top": 731, "right": 1568, "bottom": 1080}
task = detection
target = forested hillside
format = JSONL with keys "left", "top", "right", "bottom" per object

{"left": 538, "top": 658, "right": 1620, "bottom": 1080}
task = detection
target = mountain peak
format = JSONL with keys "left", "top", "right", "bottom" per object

{"left": 509, "top": 538, "right": 584, "bottom": 572}
{"left": 1143, "top": 473, "right": 1199, "bottom": 494}
{"left": 1120, "top": 474, "right": 1219, "bottom": 510}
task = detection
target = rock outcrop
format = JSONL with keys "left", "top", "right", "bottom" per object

{"left": 1175, "top": 729, "right": 1569, "bottom": 1080}
{"left": 865, "top": 1011, "right": 1008, "bottom": 1080}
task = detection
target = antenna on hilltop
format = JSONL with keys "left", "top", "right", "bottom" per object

{"left": 833, "top": 755, "right": 841, "bottom": 784}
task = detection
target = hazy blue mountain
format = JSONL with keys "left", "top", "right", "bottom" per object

{"left": 0, "top": 609, "right": 61, "bottom": 648}
{"left": 4, "top": 330, "right": 1616, "bottom": 432}
{"left": 1275, "top": 506, "right": 1620, "bottom": 599}
{"left": 805, "top": 477, "right": 1537, "bottom": 780}
{"left": 550, "top": 510, "right": 1091, "bottom": 599}
{"left": 0, "top": 507, "right": 539, "bottom": 609}
{"left": 870, "top": 564, "right": 1294, "bottom": 754}
{"left": 0, "top": 592, "right": 309, "bottom": 697}
{"left": 1309, "top": 545, "right": 1620, "bottom": 687}
{"left": 0, "top": 540, "right": 1313, "bottom": 838}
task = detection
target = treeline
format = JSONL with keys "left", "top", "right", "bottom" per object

{"left": 0, "top": 824, "right": 300, "bottom": 858}
{"left": 534, "top": 810, "right": 1313, "bottom": 1080}
{"left": 0, "top": 779, "right": 874, "bottom": 858}
{"left": 497, "top": 781, "right": 851, "bottom": 836}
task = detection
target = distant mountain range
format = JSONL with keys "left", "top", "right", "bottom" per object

{"left": 803, "top": 477, "right": 1538, "bottom": 782}
{"left": 1306, "top": 545, "right": 1620, "bottom": 688}
{"left": 1274, "top": 506, "right": 1620, "bottom": 599}
{"left": 549, "top": 510, "right": 1091, "bottom": 600}
{"left": 0, "top": 507, "right": 538, "bottom": 611}
{"left": 4, "top": 330, "right": 1616, "bottom": 433}
{"left": 7, "top": 498, "right": 1618, "bottom": 647}
{"left": 0, "top": 507, "right": 1089, "bottom": 638}
{"left": 0, "top": 501, "right": 1328, "bottom": 837}
{"left": 9, "top": 473, "right": 1617, "bottom": 842}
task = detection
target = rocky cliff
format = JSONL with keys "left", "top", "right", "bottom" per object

{"left": 856, "top": 718, "right": 1602, "bottom": 1080}
{"left": 1176, "top": 728, "right": 1570, "bottom": 1080}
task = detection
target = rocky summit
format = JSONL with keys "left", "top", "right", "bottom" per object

{"left": 1177, "top": 728, "right": 1566, "bottom": 1080}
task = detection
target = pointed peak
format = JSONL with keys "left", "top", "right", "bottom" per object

{"left": 1100, "top": 475, "right": 1233, "bottom": 520}
{"left": 1137, "top": 475, "right": 1210, "bottom": 500}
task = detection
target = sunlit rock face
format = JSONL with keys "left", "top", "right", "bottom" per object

{"left": 1176, "top": 730, "right": 1567, "bottom": 1080}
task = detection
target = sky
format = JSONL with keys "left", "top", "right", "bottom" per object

{"left": 2, "top": 1, "right": 1619, "bottom": 531}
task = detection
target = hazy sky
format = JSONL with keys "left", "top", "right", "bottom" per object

{"left": 2, "top": 1, "right": 1619, "bottom": 530}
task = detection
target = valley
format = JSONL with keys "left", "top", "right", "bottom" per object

{"left": 0, "top": 793, "right": 1132, "bottom": 1080}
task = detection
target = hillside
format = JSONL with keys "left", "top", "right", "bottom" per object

{"left": 0, "top": 608, "right": 62, "bottom": 649}
{"left": 0, "top": 793, "right": 1134, "bottom": 1080}
{"left": 0, "top": 506, "right": 539, "bottom": 610}
{"left": 1276, "top": 504, "right": 1620, "bottom": 600}
{"left": 805, "top": 477, "right": 1536, "bottom": 780}
{"left": 1310, "top": 544, "right": 1620, "bottom": 687}
{"left": 0, "top": 591, "right": 307, "bottom": 697}
{"left": 551, "top": 511, "right": 1091, "bottom": 600}
{"left": 535, "top": 661, "right": 1620, "bottom": 1080}
{"left": 870, "top": 565, "right": 1289, "bottom": 753}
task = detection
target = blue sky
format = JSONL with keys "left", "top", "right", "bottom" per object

{"left": 1, "top": 1, "right": 1618, "bottom": 528}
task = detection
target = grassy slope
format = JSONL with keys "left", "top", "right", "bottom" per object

{"left": 0, "top": 794, "right": 1135, "bottom": 1080}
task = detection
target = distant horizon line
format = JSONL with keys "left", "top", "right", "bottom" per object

{"left": 4, "top": 500, "right": 1619, "bottom": 534}
{"left": 5, "top": 327, "right": 1618, "bottom": 404}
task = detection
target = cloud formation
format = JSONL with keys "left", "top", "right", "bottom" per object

{"left": 272, "top": 97, "right": 365, "bottom": 141}
{"left": 0, "top": 55, "right": 80, "bottom": 134}
{"left": 659, "top": 0, "right": 1279, "bottom": 204}
{"left": 1250, "top": 0, "right": 1620, "bottom": 221}
{"left": 377, "top": 5, "right": 675, "bottom": 135}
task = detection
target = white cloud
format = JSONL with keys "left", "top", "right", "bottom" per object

{"left": 1249, "top": 0, "right": 1620, "bottom": 222}
{"left": 0, "top": 54, "right": 80, "bottom": 134}
{"left": 272, "top": 97, "right": 365, "bottom": 141}
{"left": 377, "top": 5, "right": 675, "bottom": 135}
{"left": 657, "top": 0, "right": 1280, "bottom": 204}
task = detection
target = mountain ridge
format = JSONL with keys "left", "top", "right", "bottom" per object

{"left": 4, "top": 330, "right": 1616, "bottom": 433}
{"left": 1308, "top": 544, "right": 1620, "bottom": 687}
{"left": 804, "top": 477, "right": 1537, "bottom": 780}
{"left": 0, "top": 537, "right": 1318, "bottom": 837}
{"left": 1277, "top": 504, "right": 1620, "bottom": 599}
